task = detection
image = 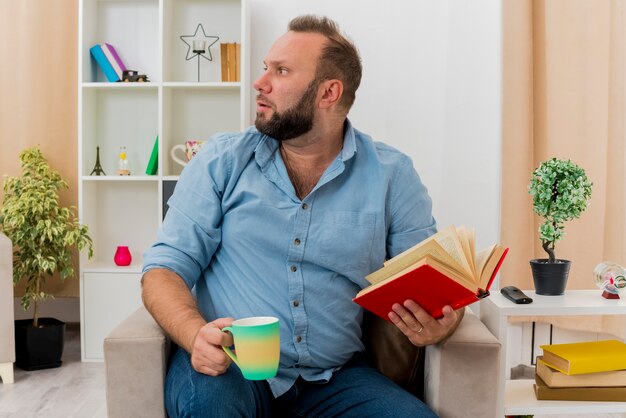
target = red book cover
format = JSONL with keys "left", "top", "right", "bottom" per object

{"left": 354, "top": 249, "right": 508, "bottom": 320}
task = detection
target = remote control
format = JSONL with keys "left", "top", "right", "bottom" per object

{"left": 500, "top": 286, "right": 533, "bottom": 304}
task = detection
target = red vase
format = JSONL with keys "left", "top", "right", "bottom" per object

{"left": 114, "top": 246, "right": 132, "bottom": 266}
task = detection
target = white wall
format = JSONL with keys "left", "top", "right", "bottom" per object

{"left": 249, "top": 0, "right": 502, "bottom": 248}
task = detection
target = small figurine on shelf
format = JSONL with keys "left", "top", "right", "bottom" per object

{"left": 119, "top": 70, "right": 149, "bottom": 82}
{"left": 594, "top": 261, "right": 626, "bottom": 299}
{"left": 116, "top": 146, "right": 130, "bottom": 175}
{"left": 90, "top": 146, "right": 106, "bottom": 176}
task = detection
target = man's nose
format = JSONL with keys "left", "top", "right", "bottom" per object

{"left": 253, "top": 71, "right": 270, "bottom": 93}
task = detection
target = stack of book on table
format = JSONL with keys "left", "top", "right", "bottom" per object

{"left": 535, "top": 339, "right": 626, "bottom": 401}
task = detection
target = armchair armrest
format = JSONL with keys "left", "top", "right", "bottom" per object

{"left": 424, "top": 310, "right": 500, "bottom": 418}
{"left": 104, "top": 306, "right": 170, "bottom": 418}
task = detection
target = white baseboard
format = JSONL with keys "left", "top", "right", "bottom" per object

{"left": 13, "top": 297, "right": 80, "bottom": 323}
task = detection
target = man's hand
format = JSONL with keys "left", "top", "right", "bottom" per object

{"left": 190, "top": 317, "right": 236, "bottom": 376}
{"left": 142, "top": 270, "right": 237, "bottom": 375}
{"left": 388, "top": 300, "right": 463, "bottom": 346}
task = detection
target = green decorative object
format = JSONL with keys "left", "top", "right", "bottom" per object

{"left": 528, "top": 158, "right": 593, "bottom": 263}
{"left": 0, "top": 147, "right": 94, "bottom": 327}
{"left": 528, "top": 158, "right": 593, "bottom": 295}
{"left": 145, "top": 135, "right": 159, "bottom": 175}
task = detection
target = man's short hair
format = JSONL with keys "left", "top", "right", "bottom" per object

{"left": 288, "top": 15, "right": 362, "bottom": 112}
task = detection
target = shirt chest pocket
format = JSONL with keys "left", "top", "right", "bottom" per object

{"left": 309, "top": 211, "right": 376, "bottom": 274}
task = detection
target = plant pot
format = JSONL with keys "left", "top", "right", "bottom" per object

{"left": 14, "top": 317, "right": 66, "bottom": 371}
{"left": 530, "top": 259, "right": 571, "bottom": 296}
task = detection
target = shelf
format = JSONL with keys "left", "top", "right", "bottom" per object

{"left": 162, "top": 82, "right": 241, "bottom": 88}
{"left": 81, "top": 181, "right": 159, "bottom": 265}
{"left": 82, "top": 175, "right": 159, "bottom": 181}
{"left": 82, "top": 82, "right": 240, "bottom": 89}
{"left": 82, "top": 82, "right": 157, "bottom": 89}
{"left": 505, "top": 379, "right": 626, "bottom": 415}
{"left": 162, "top": 87, "right": 241, "bottom": 176}
{"left": 481, "top": 290, "right": 626, "bottom": 416}
{"left": 487, "top": 290, "right": 626, "bottom": 316}
{"left": 81, "top": 0, "right": 160, "bottom": 83}
{"left": 162, "top": 0, "right": 242, "bottom": 83}
{"left": 79, "top": 0, "right": 248, "bottom": 361}
{"left": 82, "top": 262, "right": 143, "bottom": 274}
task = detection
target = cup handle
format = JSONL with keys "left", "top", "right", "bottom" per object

{"left": 170, "top": 144, "right": 188, "bottom": 167}
{"left": 221, "top": 326, "right": 238, "bottom": 365}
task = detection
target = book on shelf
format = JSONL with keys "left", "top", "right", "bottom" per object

{"left": 220, "top": 43, "right": 229, "bottom": 81}
{"left": 100, "top": 43, "right": 127, "bottom": 80}
{"left": 353, "top": 225, "right": 508, "bottom": 320}
{"left": 536, "top": 356, "right": 626, "bottom": 388}
{"left": 235, "top": 43, "right": 241, "bottom": 81}
{"left": 145, "top": 135, "right": 158, "bottom": 175}
{"left": 228, "top": 43, "right": 237, "bottom": 82}
{"left": 540, "top": 339, "right": 626, "bottom": 375}
{"left": 90, "top": 44, "right": 119, "bottom": 82}
{"left": 220, "top": 42, "right": 240, "bottom": 82}
{"left": 534, "top": 374, "right": 626, "bottom": 401}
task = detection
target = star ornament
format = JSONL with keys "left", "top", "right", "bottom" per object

{"left": 180, "top": 23, "right": 219, "bottom": 61}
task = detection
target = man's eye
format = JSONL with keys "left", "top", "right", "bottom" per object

{"left": 278, "top": 68, "right": 288, "bottom": 75}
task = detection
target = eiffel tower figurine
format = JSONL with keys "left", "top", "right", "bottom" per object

{"left": 90, "top": 146, "right": 106, "bottom": 176}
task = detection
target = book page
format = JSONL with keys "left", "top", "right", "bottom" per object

{"left": 427, "top": 257, "right": 479, "bottom": 292}
{"left": 366, "top": 239, "right": 468, "bottom": 285}
{"left": 432, "top": 228, "right": 474, "bottom": 279}
{"left": 361, "top": 256, "right": 478, "bottom": 295}
{"left": 478, "top": 245, "right": 506, "bottom": 288}
{"left": 475, "top": 244, "right": 496, "bottom": 275}
{"left": 456, "top": 226, "right": 476, "bottom": 278}
{"left": 383, "top": 226, "right": 443, "bottom": 266}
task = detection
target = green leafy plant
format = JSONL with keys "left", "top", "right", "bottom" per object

{"left": 0, "top": 147, "right": 93, "bottom": 327}
{"left": 528, "top": 158, "right": 592, "bottom": 263}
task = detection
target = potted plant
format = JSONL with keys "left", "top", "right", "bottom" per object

{"left": 528, "top": 158, "right": 592, "bottom": 295}
{"left": 0, "top": 147, "right": 93, "bottom": 370}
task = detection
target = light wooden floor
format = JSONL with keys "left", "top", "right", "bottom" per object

{"left": 0, "top": 324, "right": 107, "bottom": 418}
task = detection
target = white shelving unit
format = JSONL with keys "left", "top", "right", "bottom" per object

{"left": 78, "top": 0, "right": 249, "bottom": 361}
{"left": 480, "top": 290, "right": 626, "bottom": 416}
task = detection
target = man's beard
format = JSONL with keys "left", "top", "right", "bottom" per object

{"left": 255, "top": 79, "right": 319, "bottom": 141}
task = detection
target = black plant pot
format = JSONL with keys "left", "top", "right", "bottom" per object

{"left": 530, "top": 259, "right": 571, "bottom": 296}
{"left": 14, "top": 317, "right": 66, "bottom": 371}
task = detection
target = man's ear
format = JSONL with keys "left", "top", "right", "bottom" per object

{"left": 318, "top": 79, "right": 344, "bottom": 109}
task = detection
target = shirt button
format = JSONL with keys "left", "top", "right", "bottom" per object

{"left": 290, "top": 265, "right": 297, "bottom": 272}
{"left": 294, "top": 238, "right": 301, "bottom": 245}
{"left": 301, "top": 203, "right": 308, "bottom": 210}
{"left": 296, "top": 336, "right": 302, "bottom": 343}
{"left": 293, "top": 300, "right": 300, "bottom": 307}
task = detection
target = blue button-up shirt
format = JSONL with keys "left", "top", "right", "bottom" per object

{"left": 143, "top": 121, "right": 436, "bottom": 397}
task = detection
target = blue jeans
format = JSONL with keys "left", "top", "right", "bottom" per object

{"left": 165, "top": 348, "right": 438, "bottom": 418}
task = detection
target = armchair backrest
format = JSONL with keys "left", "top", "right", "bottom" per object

{"left": 361, "top": 312, "right": 424, "bottom": 398}
{"left": 0, "top": 232, "right": 15, "bottom": 366}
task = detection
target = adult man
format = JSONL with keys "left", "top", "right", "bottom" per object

{"left": 143, "top": 15, "right": 463, "bottom": 417}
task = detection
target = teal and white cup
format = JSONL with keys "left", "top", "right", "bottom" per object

{"left": 221, "top": 316, "right": 280, "bottom": 380}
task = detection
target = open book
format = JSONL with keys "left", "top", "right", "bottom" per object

{"left": 353, "top": 225, "right": 508, "bottom": 319}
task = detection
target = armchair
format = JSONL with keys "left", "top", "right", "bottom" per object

{"left": 0, "top": 232, "right": 15, "bottom": 384}
{"left": 104, "top": 306, "right": 499, "bottom": 417}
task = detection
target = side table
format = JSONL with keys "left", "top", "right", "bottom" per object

{"left": 480, "top": 290, "right": 626, "bottom": 416}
